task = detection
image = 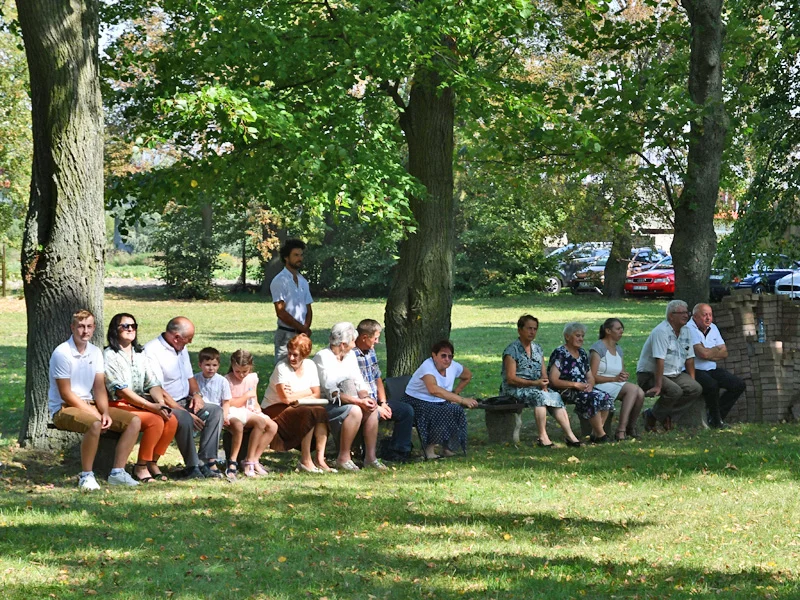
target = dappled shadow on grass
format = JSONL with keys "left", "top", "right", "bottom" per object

{"left": 0, "top": 481, "right": 795, "bottom": 599}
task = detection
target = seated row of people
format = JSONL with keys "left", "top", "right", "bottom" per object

{"left": 500, "top": 314, "right": 644, "bottom": 446}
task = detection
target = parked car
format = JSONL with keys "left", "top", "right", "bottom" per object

{"left": 545, "top": 243, "right": 610, "bottom": 294}
{"left": 709, "top": 271, "right": 731, "bottom": 302}
{"left": 775, "top": 270, "right": 800, "bottom": 299}
{"left": 624, "top": 256, "right": 675, "bottom": 296}
{"left": 570, "top": 257, "right": 607, "bottom": 294}
{"left": 732, "top": 256, "right": 800, "bottom": 294}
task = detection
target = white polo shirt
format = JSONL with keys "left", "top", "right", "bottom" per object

{"left": 48, "top": 337, "right": 104, "bottom": 418}
{"left": 144, "top": 335, "right": 193, "bottom": 400}
{"left": 687, "top": 319, "right": 725, "bottom": 371}
{"left": 270, "top": 267, "right": 313, "bottom": 329}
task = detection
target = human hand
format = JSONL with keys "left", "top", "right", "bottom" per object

{"left": 100, "top": 412, "right": 112, "bottom": 430}
{"left": 223, "top": 416, "right": 231, "bottom": 427}
{"left": 189, "top": 394, "right": 205, "bottom": 412}
{"left": 378, "top": 403, "right": 392, "bottom": 419}
{"left": 362, "top": 397, "right": 377, "bottom": 412}
{"left": 538, "top": 377, "right": 549, "bottom": 390}
{"left": 574, "top": 382, "right": 587, "bottom": 392}
{"left": 462, "top": 398, "right": 479, "bottom": 409}
{"left": 190, "top": 412, "right": 205, "bottom": 431}
{"left": 646, "top": 385, "right": 661, "bottom": 397}
{"left": 617, "top": 371, "right": 630, "bottom": 382}
{"left": 157, "top": 405, "right": 172, "bottom": 421}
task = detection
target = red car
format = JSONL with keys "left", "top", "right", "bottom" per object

{"left": 624, "top": 256, "right": 674, "bottom": 296}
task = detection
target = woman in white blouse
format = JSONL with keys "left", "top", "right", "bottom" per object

{"left": 589, "top": 318, "right": 645, "bottom": 441}
{"left": 402, "top": 340, "right": 478, "bottom": 459}
{"left": 313, "top": 322, "right": 386, "bottom": 472}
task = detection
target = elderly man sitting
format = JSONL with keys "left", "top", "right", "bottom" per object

{"left": 636, "top": 300, "right": 704, "bottom": 430}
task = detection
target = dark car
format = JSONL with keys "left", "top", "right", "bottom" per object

{"left": 570, "top": 257, "right": 607, "bottom": 294}
{"left": 545, "top": 243, "right": 610, "bottom": 294}
{"left": 732, "top": 256, "right": 800, "bottom": 294}
{"left": 624, "top": 256, "right": 675, "bottom": 296}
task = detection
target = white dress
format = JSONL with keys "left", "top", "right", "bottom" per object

{"left": 591, "top": 341, "right": 625, "bottom": 400}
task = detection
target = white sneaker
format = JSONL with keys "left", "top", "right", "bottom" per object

{"left": 334, "top": 459, "right": 360, "bottom": 472}
{"left": 364, "top": 459, "right": 388, "bottom": 472}
{"left": 107, "top": 470, "right": 140, "bottom": 487}
{"left": 79, "top": 472, "right": 101, "bottom": 491}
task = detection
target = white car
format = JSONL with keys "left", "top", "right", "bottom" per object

{"left": 775, "top": 270, "right": 800, "bottom": 299}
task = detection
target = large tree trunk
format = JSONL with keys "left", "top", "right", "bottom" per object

{"left": 17, "top": 0, "right": 105, "bottom": 447}
{"left": 385, "top": 68, "right": 455, "bottom": 376}
{"left": 603, "top": 227, "right": 632, "bottom": 299}
{"left": 672, "top": 0, "right": 726, "bottom": 308}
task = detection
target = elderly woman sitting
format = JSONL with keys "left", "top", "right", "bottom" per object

{"left": 313, "top": 322, "right": 387, "bottom": 472}
{"left": 402, "top": 340, "right": 478, "bottom": 459}
{"left": 501, "top": 314, "right": 582, "bottom": 448}
{"left": 548, "top": 322, "right": 614, "bottom": 443}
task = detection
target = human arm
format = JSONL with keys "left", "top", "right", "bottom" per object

{"left": 273, "top": 300, "right": 312, "bottom": 336}
{"left": 452, "top": 366, "right": 472, "bottom": 396}
{"left": 187, "top": 376, "right": 204, "bottom": 411}
{"left": 91, "top": 373, "right": 113, "bottom": 430}
{"left": 375, "top": 377, "right": 392, "bottom": 419}
{"left": 504, "top": 355, "right": 548, "bottom": 389}
{"left": 548, "top": 355, "right": 587, "bottom": 392}
{"left": 684, "top": 357, "right": 696, "bottom": 379}
{"left": 113, "top": 385, "right": 172, "bottom": 421}
{"left": 55, "top": 378, "right": 107, "bottom": 425}
{"left": 646, "top": 358, "right": 665, "bottom": 396}
{"left": 693, "top": 342, "right": 728, "bottom": 361}
{"left": 420, "top": 373, "right": 478, "bottom": 408}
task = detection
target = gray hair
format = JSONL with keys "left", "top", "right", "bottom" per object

{"left": 329, "top": 322, "right": 357, "bottom": 346}
{"left": 666, "top": 300, "right": 688, "bottom": 318}
{"left": 563, "top": 321, "right": 586, "bottom": 339}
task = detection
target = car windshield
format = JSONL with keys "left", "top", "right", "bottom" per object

{"left": 651, "top": 256, "right": 673, "bottom": 269}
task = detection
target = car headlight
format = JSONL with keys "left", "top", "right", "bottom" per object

{"left": 653, "top": 278, "right": 669, "bottom": 284}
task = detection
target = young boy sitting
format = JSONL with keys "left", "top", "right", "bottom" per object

{"left": 195, "top": 348, "right": 276, "bottom": 479}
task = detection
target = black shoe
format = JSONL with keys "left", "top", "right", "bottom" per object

{"left": 565, "top": 439, "right": 583, "bottom": 448}
{"left": 200, "top": 463, "right": 223, "bottom": 479}
{"left": 590, "top": 434, "right": 610, "bottom": 444}
{"left": 382, "top": 450, "right": 413, "bottom": 463}
{"left": 536, "top": 439, "right": 554, "bottom": 448}
{"left": 179, "top": 466, "right": 204, "bottom": 480}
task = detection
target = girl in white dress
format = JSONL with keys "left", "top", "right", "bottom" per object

{"left": 589, "top": 318, "right": 645, "bottom": 441}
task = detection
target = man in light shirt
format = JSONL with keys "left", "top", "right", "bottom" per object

{"left": 687, "top": 303, "right": 745, "bottom": 428}
{"left": 270, "top": 239, "right": 313, "bottom": 362}
{"left": 49, "top": 309, "right": 140, "bottom": 490}
{"left": 636, "top": 300, "right": 704, "bottom": 431}
{"left": 144, "top": 316, "right": 223, "bottom": 479}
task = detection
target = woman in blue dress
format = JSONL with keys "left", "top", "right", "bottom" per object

{"left": 501, "top": 315, "right": 582, "bottom": 448}
{"left": 549, "top": 322, "right": 615, "bottom": 443}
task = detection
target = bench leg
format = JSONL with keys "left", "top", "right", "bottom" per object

{"left": 485, "top": 411, "right": 522, "bottom": 444}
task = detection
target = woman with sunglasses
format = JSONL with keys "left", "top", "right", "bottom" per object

{"left": 104, "top": 313, "right": 179, "bottom": 482}
{"left": 402, "top": 340, "right": 478, "bottom": 459}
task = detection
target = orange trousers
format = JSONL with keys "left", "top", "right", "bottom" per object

{"left": 109, "top": 401, "right": 178, "bottom": 462}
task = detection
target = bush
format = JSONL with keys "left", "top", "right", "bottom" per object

{"left": 151, "top": 202, "right": 220, "bottom": 299}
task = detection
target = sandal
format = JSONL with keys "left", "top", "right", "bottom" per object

{"left": 146, "top": 461, "right": 168, "bottom": 481}
{"left": 225, "top": 461, "right": 238, "bottom": 481}
{"left": 614, "top": 430, "right": 626, "bottom": 442}
{"left": 536, "top": 439, "right": 554, "bottom": 448}
{"left": 251, "top": 461, "right": 269, "bottom": 476}
{"left": 241, "top": 461, "right": 257, "bottom": 478}
{"left": 134, "top": 463, "right": 154, "bottom": 484}
{"left": 565, "top": 438, "right": 583, "bottom": 448}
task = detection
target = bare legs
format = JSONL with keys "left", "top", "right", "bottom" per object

{"left": 336, "top": 405, "right": 363, "bottom": 465}
{"left": 615, "top": 383, "right": 645, "bottom": 439}
{"left": 82, "top": 417, "right": 142, "bottom": 472}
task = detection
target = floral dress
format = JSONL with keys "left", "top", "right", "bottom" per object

{"left": 548, "top": 345, "right": 614, "bottom": 419}
{"left": 501, "top": 339, "right": 564, "bottom": 408}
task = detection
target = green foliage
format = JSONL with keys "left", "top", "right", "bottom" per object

{"left": 0, "top": 1, "right": 31, "bottom": 244}
{"left": 304, "top": 216, "right": 401, "bottom": 298}
{"left": 151, "top": 202, "right": 221, "bottom": 299}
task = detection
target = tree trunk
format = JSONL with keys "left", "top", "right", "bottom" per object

{"left": 16, "top": 0, "right": 105, "bottom": 448}
{"left": 673, "top": 0, "right": 726, "bottom": 308}
{"left": 603, "top": 227, "right": 632, "bottom": 299}
{"left": 385, "top": 68, "right": 455, "bottom": 376}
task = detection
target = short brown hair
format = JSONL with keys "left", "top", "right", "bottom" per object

{"left": 198, "top": 347, "right": 220, "bottom": 363}
{"left": 357, "top": 319, "right": 382, "bottom": 336}
{"left": 71, "top": 309, "right": 94, "bottom": 325}
{"left": 431, "top": 339, "right": 455, "bottom": 355}
{"left": 287, "top": 333, "right": 313, "bottom": 359}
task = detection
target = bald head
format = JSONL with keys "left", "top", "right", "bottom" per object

{"left": 167, "top": 316, "right": 194, "bottom": 337}
{"left": 692, "top": 303, "right": 713, "bottom": 330}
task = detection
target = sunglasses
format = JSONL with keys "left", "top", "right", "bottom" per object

{"left": 118, "top": 323, "right": 138, "bottom": 331}
{"left": 438, "top": 353, "right": 454, "bottom": 359}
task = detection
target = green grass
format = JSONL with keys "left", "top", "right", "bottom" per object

{"left": 2, "top": 293, "right": 799, "bottom": 599}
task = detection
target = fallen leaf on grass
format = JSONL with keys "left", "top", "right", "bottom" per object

{"left": 278, "top": 556, "right": 287, "bottom": 563}
{"left": 724, "top": 463, "right": 738, "bottom": 471}
{"left": 567, "top": 456, "right": 580, "bottom": 463}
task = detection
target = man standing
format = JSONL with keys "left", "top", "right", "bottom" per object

{"left": 353, "top": 319, "right": 415, "bottom": 462}
{"left": 687, "top": 303, "right": 746, "bottom": 428}
{"left": 636, "top": 300, "right": 704, "bottom": 430}
{"left": 270, "top": 239, "right": 313, "bottom": 362}
{"left": 49, "top": 309, "right": 141, "bottom": 489}
{"left": 144, "top": 317, "right": 224, "bottom": 479}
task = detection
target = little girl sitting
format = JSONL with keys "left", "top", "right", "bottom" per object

{"left": 219, "top": 349, "right": 277, "bottom": 478}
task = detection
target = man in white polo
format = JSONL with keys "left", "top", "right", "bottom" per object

{"left": 687, "top": 303, "right": 745, "bottom": 428}
{"left": 144, "top": 316, "right": 224, "bottom": 479}
{"left": 49, "top": 309, "right": 141, "bottom": 490}
{"left": 270, "top": 239, "right": 313, "bottom": 362}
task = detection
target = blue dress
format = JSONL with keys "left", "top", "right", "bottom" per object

{"left": 501, "top": 339, "right": 564, "bottom": 408}
{"left": 548, "top": 345, "right": 614, "bottom": 420}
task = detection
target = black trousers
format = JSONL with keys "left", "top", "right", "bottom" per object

{"left": 694, "top": 368, "right": 745, "bottom": 424}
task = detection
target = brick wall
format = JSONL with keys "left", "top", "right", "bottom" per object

{"left": 711, "top": 293, "right": 800, "bottom": 422}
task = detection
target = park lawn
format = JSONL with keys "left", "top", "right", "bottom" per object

{"left": 1, "top": 292, "right": 799, "bottom": 599}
